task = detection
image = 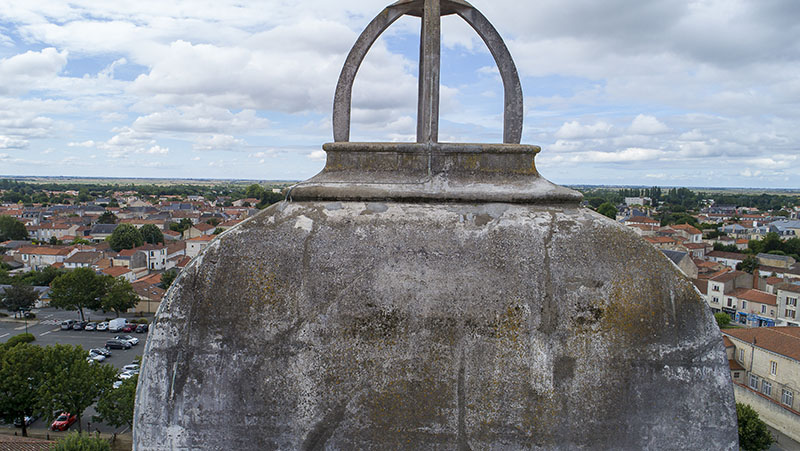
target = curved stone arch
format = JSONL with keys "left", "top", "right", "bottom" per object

{"left": 332, "top": 3, "right": 415, "bottom": 143}
{"left": 332, "top": 0, "right": 524, "bottom": 144}
{"left": 452, "top": 5, "right": 523, "bottom": 144}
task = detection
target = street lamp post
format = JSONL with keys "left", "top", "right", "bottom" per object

{"left": 19, "top": 308, "right": 28, "bottom": 334}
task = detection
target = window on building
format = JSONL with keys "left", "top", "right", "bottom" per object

{"left": 728, "top": 299, "right": 733, "bottom": 307}
{"left": 782, "top": 390, "right": 794, "bottom": 407}
{"left": 712, "top": 285, "right": 720, "bottom": 292}
{"left": 762, "top": 381, "right": 772, "bottom": 396}
{"left": 741, "top": 301, "right": 747, "bottom": 309}
{"left": 770, "top": 361, "right": 777, "bottom": 376}
{"left": 761, "top": 305, "right": 767, "bottom": 314}
{"left": 712, "top": 297, "right": 720, "bottom": 304}
{"left": 739, "top": 349, "right": 745, "bottom": 362}
{"left": 788, "top": 297, "right": 798, "bottom": 307}
{"left": 749, "top": 374, "right": 759, "bottom": 389}
{"left": 733, "top": 372, "right": 740, "bottom": 379}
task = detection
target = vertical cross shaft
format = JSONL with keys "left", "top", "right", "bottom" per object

{"left": 417, "top": 0, "right": 441, "bottom": 144}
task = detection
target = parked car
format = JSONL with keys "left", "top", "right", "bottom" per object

{"left": 105, "top": 339, "right": 131, "bottom": 350}
{"left": 122, "top": 364, "right": 140, "bottom": 372}
{"left": 90, "top": 348, "right": 111, "bottom": 357}
{"left": 72, "top": 321, "right": 87, "bottom": 331}
{"left": 88, "top": 351, "right": 106, "bottom": 362}
{"left": 118, "top": 370, "right": 136, "bottom": 380}
{"left": 50, "top": 412, "right": 77, "bottom": 431}
{"left": 115, "top": 335, "right": 139, "bottom": 346}
{"left": 84, "top": 322, "right": 97, "bottom": 331}
{"left": 135, "top": 324, "right": 149, "bottom": 333}
{"left": 96, "top": 322, "right": 109, "bottom": 332}
{"left": 60, "top": 320, "right": 76, "bottom": 330}
{"left": 121, "top": 324, "right": 136, "bottom": 333}
{"left": 14, "top": 415, "right": 37, "bottom": 427}
{"left": 112, "top": 380, "right": 123, "bottom": 389}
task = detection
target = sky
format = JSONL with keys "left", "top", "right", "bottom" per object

{"left": 0, "top": 0, "right": 798, "bottom": 188}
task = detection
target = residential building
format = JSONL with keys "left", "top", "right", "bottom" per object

{"left": 775, "top": 282, "right": 800, "bottom": 327}
{"left": 722, "top": 327, "right": 800, "bottom": 444}
{"left": 705, "top": 271, "right": 753, "bottom": 316}
{"left": 63, "top": 251, "right": 103, "bottom": 270}
{"left": 661, "top": 250, "right": 698, "bottom": 278}
{"left": 13, "top": 246, "right": 74, "bottom": 270}
{"left": 183, "top": 222, "right": 215, "bottom": 240}
{"left": 186, "top": 235, "right": 216, "bottom": 258}
{"left": 729, "top": 289, "right": 777, "bottom": 327}
{"left": 102, "top": 266, "right": 136, "bottom": 282}
{"left": 757, "top": 253, "right": 796, "bottom": 269}
{"left": 706, "top": 251, "right": 747, "bottom": 270}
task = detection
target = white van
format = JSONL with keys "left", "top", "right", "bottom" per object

{"left": 108, "top": 318, "right": 127, "bottom": 333}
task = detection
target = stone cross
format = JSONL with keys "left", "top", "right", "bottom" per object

{"left": 333, "top": 0, "right": 524, "bottom": 145}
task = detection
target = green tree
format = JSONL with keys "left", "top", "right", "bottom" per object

{"left": 713, "top": 242, "right": 740, "bottom": 253}
{"left": 0, "top": 343, "right": 45, "bottom": 437}
{"left": 244, "top": 183, "right": 265, "bottom": 199}
{"left": 40, "top": 345, "right": 117, "bottom": 433}
{"left": 51, "top": 432, "right": 111, "bottom": 451}
{"left": 108, "top": 224, "right": 143, "bottom": 252}
{"left": 737, "top": 403, "right": 773, "bottom": 450}
{"left": 140, "top": 224, "right": 164, "bottom": 245}
{"left": 168, "top": 218, "right": 194, "bottom": 234}
{"left": 161, "top": 269, "right": 178, "bottom": 289}
{"left": 738, "top": 255, "right": 760, "bottom": 274}
{"left": 596, "top": 202, "right": 617, "bottom": 219}
{"left": 94, "top": 374, "right": 137, "bottom": 430}
{"left": 49, "top": 268, "right": 106, "bottom": 321}
{"left": 49, "top": 236, "right": 63, "bottom": 245}
{"left": 0, "top": 333, "right": 35, "bottom": 352}
{"left": 96, "top": 212, "right": 118, "bottom": 224}
{"left": 714, "top": 312, "right": 731, "bottom": 328}
{"left": 0, "top": 215, "right": 28, "bottom": 241}
{"left": 100, "top": 277, "right": 138, "bottom": 318}
{"left": 206, "top": 218, "right": 220, "bottom": 226}
{"left": 1, "top": 284, "right": 39, "bottom": 314}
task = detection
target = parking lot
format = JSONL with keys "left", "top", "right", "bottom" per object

{"left": 0, "top": 306, "right": 151, "bottom": 435}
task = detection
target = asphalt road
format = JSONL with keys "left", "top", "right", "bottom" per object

{"left": 0, "top": 306, "right": 151, "bottom": 435}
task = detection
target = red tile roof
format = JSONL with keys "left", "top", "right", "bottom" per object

{"left": 707, "top": 251, "right": 747, "bottom": 260}
{"left": 670, "top": 224, "right": 702, "bottom": 235}
{"left": 722, "top": 327, "right": 800, "bottom": 361}
{"left": 731, "top": 288, "right": 777, "bottom": 306}
{"left": 710, "top": 270, "right": 747, "bottom": 283}
{"left": 103, "top": 266, "right": 132, "bottom": 277}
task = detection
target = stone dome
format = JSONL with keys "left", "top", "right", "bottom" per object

{"left": 133, "top": 1, "right": 737, "bottom": 448}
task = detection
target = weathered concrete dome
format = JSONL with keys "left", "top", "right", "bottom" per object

{"left": 134, "top": 199, "right": 737, "bottom": 449}
{"left": 134, "top": 1, "right": 737, "bottom": 449}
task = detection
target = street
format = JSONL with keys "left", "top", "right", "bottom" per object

{"left": 0, "top": 306, "right": 150, "bottom": 435}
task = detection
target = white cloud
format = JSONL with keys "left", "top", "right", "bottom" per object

{"left": 581, "top": 147, "right": 664, "bottom": 163}
{"left": 132, "top": 106, "right": 268, "bottom": 134}
{"left": 308, "top": 150, "right": 326, "bottom": 161}
{"left": 628, "top": 114, "right": 670, "bottom": 135}
{"left": 740, "top": 168, "right": 762, "bottom": 177}
{"left": 0, "top": 135, "right": 28, "bottom": 149}
{"left": 555, "top": 120, "right": 613, "bottom": 139}
{"left": 193, "top": 134, "right": 246, "bottom": 151}
{"left": 0, "top": 48, "right": 68, "bottom": 94}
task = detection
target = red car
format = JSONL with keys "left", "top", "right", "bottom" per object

{"left": 50, "top": 412, "right": 77, "bottom": 431}
{"left": 122, "top": 324, "right": 136, "bottom": 333}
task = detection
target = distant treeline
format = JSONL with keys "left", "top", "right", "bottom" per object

{"left": 581, "top": 186, "right": 798, "bottom": 212}
{"left": 0, "top": 179, "right": 289, "bottom": 207}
